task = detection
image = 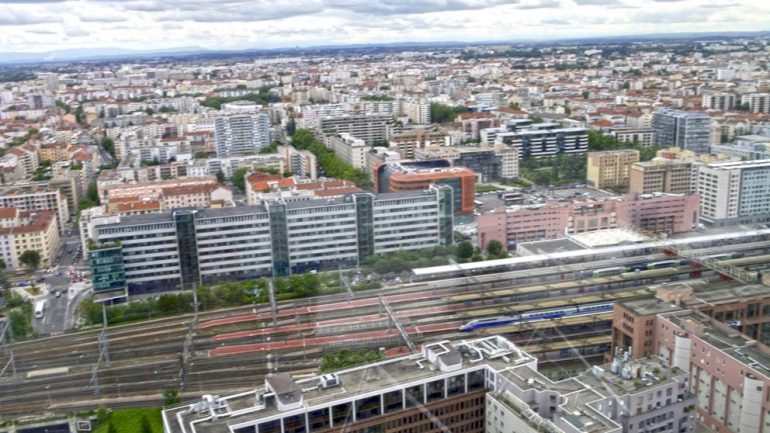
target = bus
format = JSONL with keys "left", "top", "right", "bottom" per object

{"left": 34, "top": 299, "right": 48, "bottom": 319}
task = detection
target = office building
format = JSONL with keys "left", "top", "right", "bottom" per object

{"left": 586, "top": 149, "right": 640, "bottom": 189}
{"left": 88, "top": 186, "right": 453, "bottom": 294}
{"left": 697, "top": 159, "right": 770, "bottom": 224}
{"left": 374, "top": 160, "right": 476, "bottom": 214}
{"left": 326, "top": 133, "right": 368, "bottom": 169}
{"left": 710, "top": 134, "right": 770, "bottom": 161}
{"left": 496, "top": 127, "right": 589, "bottom": 158}
{"left": 389, "top": 128, "right": 448, "bottom": 159}
{"left": 317, "top": 113, "right": 392, "bottom": 146}
{"left": 214, "top": 112, "right": 271, "bottom": 157}
{"left": 652, "top": 109, "right": 711, "bottom": 153}
{"left": 0, "top": 184, "right": 70, "bottom": 232}
{"left": 415, "top": 144, "right": 519, "bottom": 182}
{"left": 365, "top": 147, "right": 401, "bottom": 182}
{"left": 702, "top": 92, "right": 736, "bottom": 111}
{"left": 478, "top": 193, "right": 699, "bottom": 250}
{"left": 163, "top": 335, "right": 695, "bottom": 433}
{"left": 629, "top": 159, "right": 694, "bottom": 195}
{"left": 741, "top": 93, "right": 770, "bottom": 114}
{"left": 0, "top": 209, "right": 60, "bottom": 271}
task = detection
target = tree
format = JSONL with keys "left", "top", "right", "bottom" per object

{"left": 286, "top": 118, "right": 297, "bottom": 136}
{"left": 194, "top": 151, "right": 209, "bottom": 159}
{"left": 107, "top": 422, "right": 117, "bottom": 433}
{"left": 96, "top": 406, "right": 110, "bottom": 425}
{"left": 581, "top": 90, "right": 590, "bottom": 99}
{"left": 19, "top": 250, "right": 40, "bottom": 271}
{"left": 100, "top": 136, "right": 115, "bottom": 158}
{"left": 215, "top": 169, "right": 225, "bottom": 183}
{"left": 140, "top": 415, "right": 153, "bottom": 433}
{"left": 232, "top": 167, "right": 250, "bottom": 192}
{"left": 487, "top": 240, "right": 504, "bottom": 257}
{"left": 430, "top": 103, "right": 469, "bottom": 123}
{"left": 457, "top": 241, "right": 474, "bottom": 260}
{"left": 164, "top": 389, "right": 182, "bottom": 406}
{"left": 0, "top": 259, "right": 5, "bottom": 271}
{"left": 87, "top": 181, "right": 100, "bottom": 204}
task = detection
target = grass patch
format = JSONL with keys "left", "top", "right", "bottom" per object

{"left": 475, "top": 184, "right": 503, "bottom": 193}
{"left": 320, "top": 348, "right": 384, "bottom": 373}
{"left": 93, "top": 408, "right": 163, "bottom": 433}
{"left": 25, "top": 286, "right": 41, "bottom": 296}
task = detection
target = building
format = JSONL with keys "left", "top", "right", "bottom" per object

{"left": 279, "top": 145, "right": 317, "bottom": 179}
{"left": 586, "top": 149, "right": 640, "bottom": 189}
{"left": 702, "top": 92, "right": 736, "bottom": 111}
{"left": 163, "top": 335, "right": 695, "bottom": 433}
{"left": 317, "top": 113, "right": 392, "bottom": 146}
{"left": 629, "top": 159, "right": 694, "bottom": 195}
{"left": 402, "top": 99, "right": 431, "bottom": 125}
{"left": 0, "top": 184, "right": 70, "bottom": 232}
{"left": 374, "top": 160, "right": 476, "bottom": 214}
{"left": 652, "top": 109, "right": 711, "bottom": 153}
{"left": 0, "top": 209, "right": 60, "bottom": 270}
{"left": 415, "top": 144, "right": 519, "bottom": 182}
{"left": 608, "top": 127, "right": 656, "bottom": 147}
{"left": 741, "top": 93, "right": 770, "bottom": 114}
{"left": 697, "top": 159, "right": 770, "bottom": 224}
{"left": 88, "top": 186, "right": 453, "bottom": 294}
{"left": 458, "top": 112, "right": 501, "bottom": 141}
{"left": 326, "top": 133, "right": 368, "bottom": 169}
{"left": 214, "top": 112, "right": 271, "bottom": 157}
{"left": 496, "top": 127, "right": 589, "bottom": 158}
{"left": 389, "top": 128, "right": 448, "bottom": 159}
{"left": 477, "top": 193, "right": 699, "bottom": 250}
{"left": 244, "top": 173, "right": 362, "bottom": 205}
{"left": 365, "top": 147, "right": 401, "bottom": 182}
{"left": 99, "top": 176, "right": 219, "bottom": 204}
{"left": 710, "top": 134, "right": 770, "bottom": 160}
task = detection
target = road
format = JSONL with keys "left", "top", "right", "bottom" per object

{"left": 31, "top": 223, "right": 86, "bottom": 336}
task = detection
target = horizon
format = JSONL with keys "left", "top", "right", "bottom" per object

{"left": 0, "top": 0, "right": 769, "bottom": 55}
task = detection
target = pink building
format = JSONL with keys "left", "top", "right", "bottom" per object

{"left": 478, "top": 192, "right": 700, "bottom": 250}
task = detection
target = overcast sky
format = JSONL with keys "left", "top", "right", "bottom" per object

{"left": 0, "top": 0, "right": 768, "bottom": 53}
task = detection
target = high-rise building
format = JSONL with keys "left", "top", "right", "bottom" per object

{"left": 629, "top": 159, "right": 694, "bottom": 195}
{"left": 741, "top": 93, "right": 770, "bottom": 114}
{"left": 697, "top": 159, "right": 770, "bottom": 224}
{"left": 374, "top": 160, "right": 476, "bottom": 214}
{"left": 163, "top": 335, "right": 696, "bottom": 433}
{"left": 701, "top": 92, "right": 736, "bottom": 111}
{"left": 326, "top": 133, "right": 369, "bottom": 169}
{"left": 318, "top": 113, "right": 392, "bottom": 146}
{"left": 652, "top": 109, "right": 711, "bottom": 153}
{"left": 88, "top": 187, "right": 453, "bottom": 294}
{"left": 214, "top": 113, "right": 270, "bottom": 157}
{"left": 401, "top": 99, "right": 431, "bottom": 125}
{"left": 586, "top": 149, "right": 640, "bottom": 189}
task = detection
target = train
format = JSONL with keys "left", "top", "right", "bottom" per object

{"left": 589, "top": 252, "right": 745, "bottom": 278}
{"left": 458, "top": 302, "right": 614, "bottom": 332}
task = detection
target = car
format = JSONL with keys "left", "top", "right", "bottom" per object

{"left": 55, "top": 291, "right": 62, "bottom": 298}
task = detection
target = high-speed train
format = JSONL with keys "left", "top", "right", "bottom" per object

{"left": 458, "top": 302, "right": 614, "bottom": 332}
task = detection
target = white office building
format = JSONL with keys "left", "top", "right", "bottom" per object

{"left": 326, "top": 133, "right": 369, "bottom": 169}
{"left": 697, "top": 159, "right": 770, "bottom": 224}
{"left": 214, "top": 113, "right": 270, "bottom": 157}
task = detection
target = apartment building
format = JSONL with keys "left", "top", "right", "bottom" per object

{"left": 652, "top": 109, "right": 711, "bottom": 153}
{"left": 214, "top": 112, "right": 271, "bottom": 157}
{"left": 697, "top": 159, "right": 770, "bottom": 224}
{"left": 401, "top": 99, "right": 431, "bottom": 125}
{"left": 586, "top": 149, "right": 640, "bottom": 189}
{"left": 496, "top": 127, "right": 589, "bottom": 158}
{"left": 711, "top": 134, "right": 770, "bottom": 161}
{"left": 458, "top": 112, "right": 501, "bottom": 141}
{"left": 0, "top": 184, "right": 70, "bottom": 231}
{"left": 365, "top": 147, "right": 401, "bottom": 182}
{"left": 99, "top": 176, "right": 219, "bottom": 204}
{"left": 389, "top": 128, "right": 448, "bottom": 159}
{"left": 609, "top": 127, "right": 656, "bottom": 147}
{"left": 629, "top": 159, "right": 694, "bottom": 195}
{"left": 278, "top": 145, "right": 317, "bottom": 179}
{"left": 325, "top": 133, "right": 368, "bottom": 169}
{"left": 244, "top": 173, "right": 361, "bottom": 205}
{"left": 88, "top": 186, "right": 453, "bottom": 294}
{"left": 374, "top": 160, "right": 476, "bottom": 214}
{"left": 163, "top": 335, "right": 695, "bottom": 433}
{"left": 317, "top": 113, "right": 392, "bottom": 145}
{"left": 741, "top": 93, "right": 770, "bottom": 114}
{"left": 477, "top": 193, "right": 700, "bottom": 250}
{"left": 702, "top": 92, "right": 736, "bottom": 111}
{"left": 0, "top": 209, "right": 60, "bottom": 270}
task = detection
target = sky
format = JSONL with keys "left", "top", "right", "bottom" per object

{"left": 0, "top": 0, "right": 768, "bottom": 53}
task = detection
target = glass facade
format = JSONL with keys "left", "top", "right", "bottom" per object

{"left": 88, "top": 246, "right": 126, "bottom": 293}
{"left": 267, "top": 202, "right": 290, "bottom": 277}
{"left": 353, "top": 193, "right": 375, "bottom": 263}
{"left": 174, "top": 210, "right": 200, "bottom": 290}
{"left": 436, "top": 186, "right": 454, "bottom": 245}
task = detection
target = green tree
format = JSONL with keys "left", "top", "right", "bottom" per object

{"left": 487, "top": 240, "right": 504, "bottom": 257}
{"left": 100, "top": 136, "right": 115, "bottom": 158}
{"left": 215, "top": 169, "right": 225, "bottom": 183}
{"left": 19, "top": 250, "right": 40, "bottom": 271}
{"left": 429, "top": 103, "right": 469, "bottom": 123}
{"left": 286, "top": 118, "right": 296, "bottom": 136}
{"left": 457, "top": 241, "right": 474, "bottom": 260}
{"left": 194, "top": 151, "right": 209, "bottom": 159}
{"left": 107, "top": 422, "right": 117, "bottom": 433}
{"left": 96, "top": 406, "right": 110, "bottom": 425}
{"left": 87, "top": 181, "right": 100, "bottom": 205}
{"left": 164, "top": 389, "right": 182, "bottom": 406}
{"left": 232, "top": 167, "right": 250, "bottom": 192}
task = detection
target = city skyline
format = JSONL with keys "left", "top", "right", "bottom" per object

{"left": 0, "top": 0, "right": 768, "bottom": 54}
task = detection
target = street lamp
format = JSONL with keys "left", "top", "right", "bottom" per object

{"left": 45, "top": 385, "right": 52, "bottom": 408}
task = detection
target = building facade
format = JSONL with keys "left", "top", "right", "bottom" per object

{"left": 326, "top": 133, "right": 368, "bottom": 169}
{"left": 0, "top": 209, "right": 60, "bottom": 270}
{"left": 0, "top": 184, "right": 70, "bottom": 232}
{"left": 652, "top": 109, "right": 711, "bottom": 154}
{"left": 88, "top": 187, "right": 453, "bottom": 294}
{"left": 586, "top": 149, "right": 640, "bottom": 189}
{"left": 496, "top": 127, "right": 589, "bottom": 158}
{"left": 697, "top": 159, "right": 770, "bottom": 224}
{"left": 214, "top": 112, "right": 271, "bottom": 157}
{"left": 629, "top": 159, "right": 694, "bottom": 195}
{"left": 477, "top": 193, "right": 700, "bottom": 250}
{"left": 317, "top": 113, "right": 392, "bottom": 146}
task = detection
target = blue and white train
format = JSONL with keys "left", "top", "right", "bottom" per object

{"left": 588, "top": 252, "right": 744, "bottom": 278}
{"left": 458, "top": 302, "right": 614, "bottom": 332}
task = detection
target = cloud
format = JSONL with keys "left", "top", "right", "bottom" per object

{"left": 516, "top": 0, "right": 561, "bottom": 9}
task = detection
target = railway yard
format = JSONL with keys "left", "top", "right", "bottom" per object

{"left": 1, "top": 229, "right": 770, "bottom": 419}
